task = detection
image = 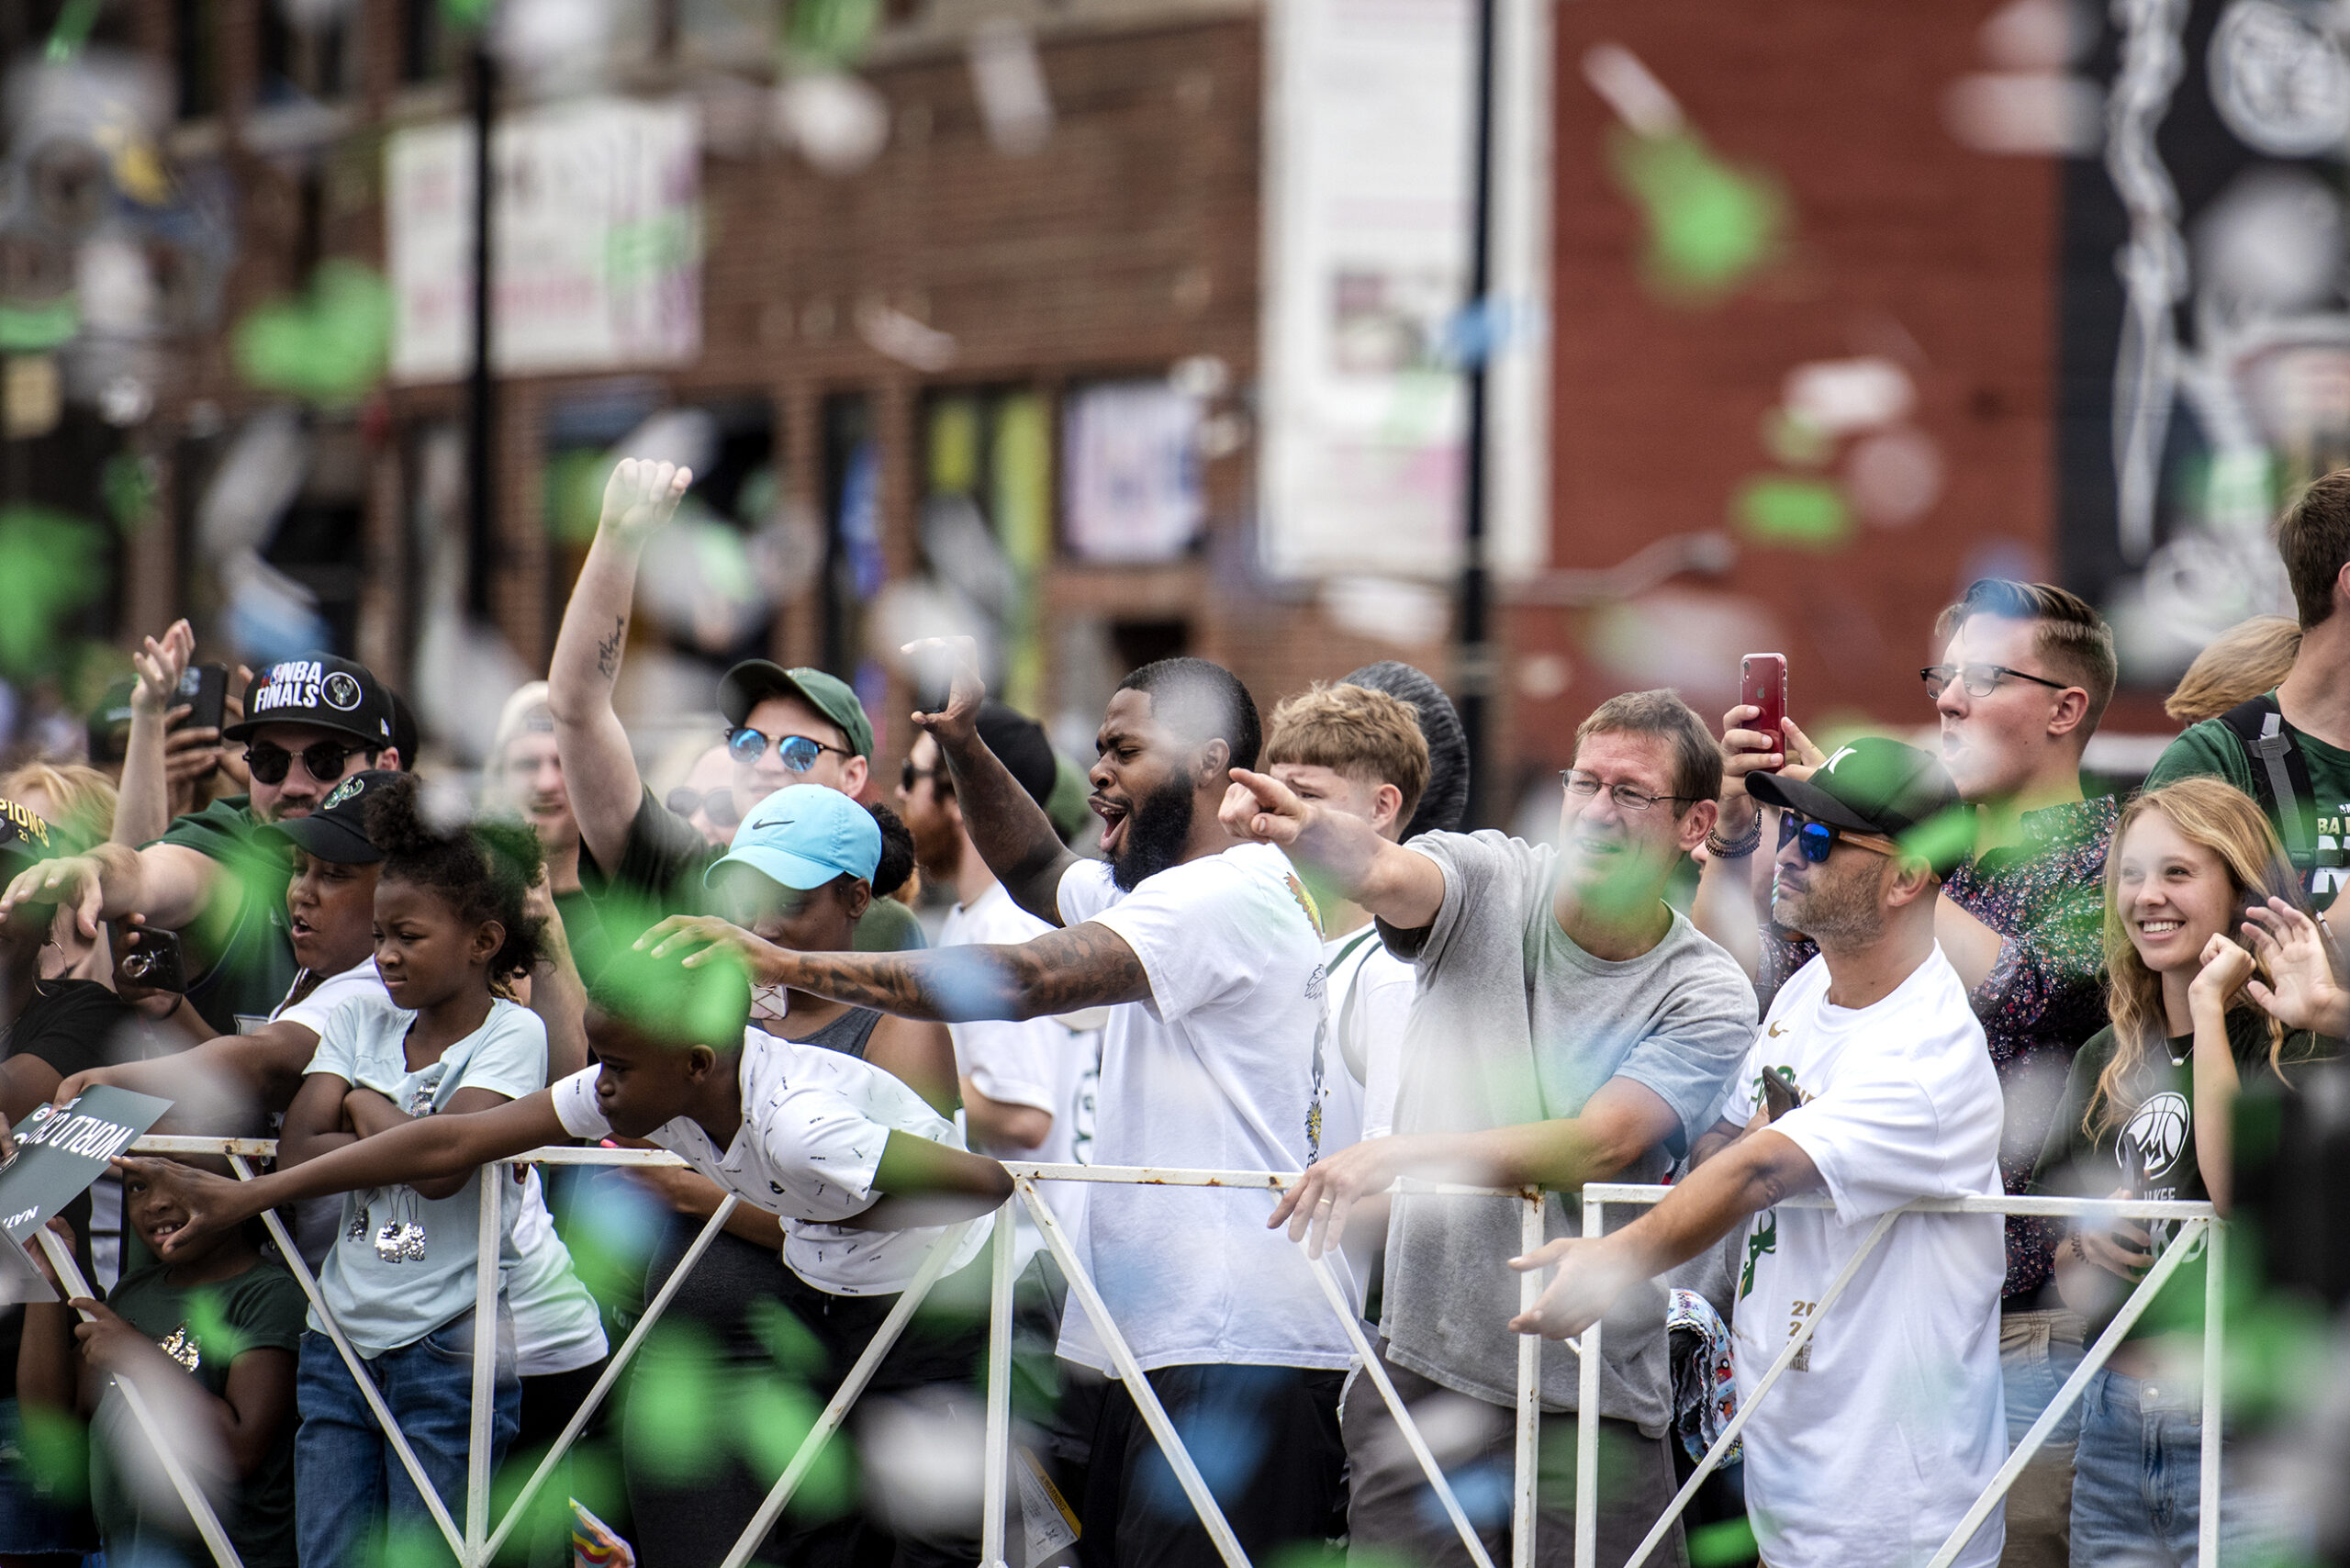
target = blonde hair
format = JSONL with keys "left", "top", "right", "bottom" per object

{"left": 0, "top": 762, "right": 117, "bottom": 849}
{"left": 2164, "top": 616, "right": 2302, "bottom": 723}
{"left": 2089, "top": 778, "right": 2297, "bottom": 1138}
{"left": 1264, "top": 683, "right": 1431, "bottom": 824}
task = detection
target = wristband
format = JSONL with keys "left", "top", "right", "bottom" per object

{"left": 1706, "top": 814, "right": 1763, "bottom": 859}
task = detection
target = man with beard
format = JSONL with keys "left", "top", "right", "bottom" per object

{"left": 1510, "top": 738, "right": 2008, "bottom": 1568}
{"left": 0, "top": 654, "right": 406, "bottom": 1034}
{"left": 1220, "top": 690, "right": 1757, "bottom": 1568}
{"left": 546, "top": 458, "right": 923, "bottom": 952}
{"left": 638, "top": 639, "right": 1352, "bottom": 1568}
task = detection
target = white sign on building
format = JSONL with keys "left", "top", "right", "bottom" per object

{"left": 386, "top": 96, "right": 701, "bottom": 383}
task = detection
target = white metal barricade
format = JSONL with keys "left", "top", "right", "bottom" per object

{"left": 94, "top": 1142, "right": 2226, "bottom": 1568}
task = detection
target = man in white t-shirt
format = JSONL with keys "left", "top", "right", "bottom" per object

{"left": 640, "top": 643, "right": 1354, "bottom": 1568}
{"left": 1507, "top": 737, "right": 2009, "bottom": 1568}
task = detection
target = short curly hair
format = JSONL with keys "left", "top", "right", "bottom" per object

{"left": 365, "top": 774, "right": 547, "bottom": 976}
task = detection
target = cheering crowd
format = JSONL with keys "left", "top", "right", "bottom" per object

{"left": 0, "top": 456, "right": 2344, "bottom": 1568}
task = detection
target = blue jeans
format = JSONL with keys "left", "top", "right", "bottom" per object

{"left": 2070, "top": 1366, "right": 2275, "bottom": 1567}
{"left": 295, "top": 1314, "right": 520, "bottom": 1568}
{"left": 1999, "top": 1309, "right": 2085, "bottom": 1568}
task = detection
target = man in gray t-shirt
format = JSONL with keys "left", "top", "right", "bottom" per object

{"left": 1228, "top": 689, "right": 1757, "bottom": 1568}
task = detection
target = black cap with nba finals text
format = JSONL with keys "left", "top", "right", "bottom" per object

{"left": 225, "top": 654, "right": 397, "bottom": 751}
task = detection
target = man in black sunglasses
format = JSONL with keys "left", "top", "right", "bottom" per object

{"left": 0, "top": 652, "right": 405, "bottom": 1034}
{"left": 546, "top": 458, "right": 924, "bottom": 956}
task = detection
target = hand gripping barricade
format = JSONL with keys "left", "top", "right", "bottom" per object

{"left": 118, "top": 1139, "right": 2227, "bottom": 1568}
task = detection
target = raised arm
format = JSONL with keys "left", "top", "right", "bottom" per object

{"left": 1505, "top": 1126, "right": 1823, "bottom": 1339}
{"left": 641, "top": 915, "right": 1152, "bottom": 1023}
{"left": 902, "top": 637, "right": 1077, "bottom": 926}
{"left": 1220, "top": 768, "right": 1446, "bottom": 930}
{"left": 113, "top": 619, "right": 196, "bottom": 849}
{"left": 117, "top": 1089, "right": 571, "bottom": 1260}
{"left": 547, "top": 459, "right": 692, "bottom": 876}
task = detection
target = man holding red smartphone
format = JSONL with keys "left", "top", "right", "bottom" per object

{"left": 1693, "top": 579, "right": 2120, "bottom": 1568}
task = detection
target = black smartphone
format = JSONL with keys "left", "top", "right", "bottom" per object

{"left": 112, "top": 924, "right": 187, "bottom": 993}
{"left": 172, "top": 663, "right": 229, "bottom": 736}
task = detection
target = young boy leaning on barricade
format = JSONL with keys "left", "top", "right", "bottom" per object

{"left": 17, "top": 1160, "right": 307, "bottom": 1568}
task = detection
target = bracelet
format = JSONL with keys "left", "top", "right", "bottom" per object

{"left": 1706, "top": 814, "right": 1763, "bottom": 859}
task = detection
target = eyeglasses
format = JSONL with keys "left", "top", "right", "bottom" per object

{"left": 726, "top": 727, "right": 853, "bottom": 773}
{"left": 1560, "top": 770, "right": 1698, "bottom": 813}
{"left": 901, "top": 759, "right": 950, "bottom": 794}
{"left": 1919, "top": 663, "right": 2075, "bottom": 700}
{"left": 1777, "top": 810, "right": 1901, "bottom": 864}
{"left": 666, "top": 787, "right": 741, "bottom": 831}
{"left": 245, "top": 739, "right": 373, "bottom": 786}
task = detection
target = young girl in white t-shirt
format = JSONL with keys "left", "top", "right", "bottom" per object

{"left": 282, "top": 775, "right": 552, "bottom": 1568}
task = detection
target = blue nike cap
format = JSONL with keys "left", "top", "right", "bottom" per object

{"left": 705, "top": 783, "right": 881, "bottom": 891}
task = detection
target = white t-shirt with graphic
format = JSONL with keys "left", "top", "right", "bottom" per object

{"left": 551, "top": 1028, "right": 989, "bottom": 1296}
{"left": 938, "top": 881, "right": 1102, "bottom": 1261}
{"left": 1323, "top": 924, "right": 1415, "bottom": 1141}
{"left": 1054, "top": 844, "right": 1356, "bottom": 1373}
{"left": 1730, "top": 945, "right": 2009, "bottom": 1568}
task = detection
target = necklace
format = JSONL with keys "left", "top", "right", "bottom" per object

{"left": 2166, "top": 1036, "right": 2192, "bottom": 1068}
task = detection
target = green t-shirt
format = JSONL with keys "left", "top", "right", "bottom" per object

{"left": 2031, "top": 1010, "right": 2335, "bottom": 1338}
{"left": 93, "top": 1256, "right": 308, "bottom": 1568}
{"left": 153, "top": 796, "right": 298, "bottom": 1035}
{"left": 2144, "top": 709, "right": 2350, "bottom": 909}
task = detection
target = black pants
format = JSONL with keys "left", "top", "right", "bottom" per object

{"left": 1077, "top": 1363, "right": 1347, "bottom": 1568}
{"left": 495, "top": 1360, "right": 611, "bottom": 1568}
{"left": 622, "top": 1222, "right": 985, "bottom": 1568}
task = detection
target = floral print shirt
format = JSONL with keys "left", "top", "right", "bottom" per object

{"left": 1758, "top": 794, "right": 2118, "bottom": 1301}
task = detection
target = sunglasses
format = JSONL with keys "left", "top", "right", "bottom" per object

{"left": 901, "top": 758, "right": 950, "bottom": 793}
{"left": 666, "top": 786, "right": 741, "bottom": 830}
{"left": 726, "top": 727, "right": 852, "bottom": 773}
{"left": 1777, "top": 810, "right": 1901, "bottom": 865}
{"left": 246, "top": 739, "right": 373, "bottom": 786}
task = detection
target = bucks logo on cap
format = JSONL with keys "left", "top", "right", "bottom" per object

{"left": 324, "top": 672, "right": 363, "bottom": 711}
{"left": 322, "top": 776, "right": 369, "bottom": 812}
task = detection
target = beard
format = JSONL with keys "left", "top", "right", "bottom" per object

{"left": 1111, "top": 774, "right": 1197, "bottom": 891}
{"left": 1775, "top": 857, "right": 1886, "bottom": 944}
{"left": 909, "top": 811, "right": 963, "bottom": 885}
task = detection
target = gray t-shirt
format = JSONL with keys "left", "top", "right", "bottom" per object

{"left": 1379, "top": 830, "right": 1758, "bottom": 1433}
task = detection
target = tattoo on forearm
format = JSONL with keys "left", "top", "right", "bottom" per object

{"left": 772, "top": 924, "right": 1148, "bottom": 1021}
{"left": 595, "top": 616, "right": 626, "bottom": 678}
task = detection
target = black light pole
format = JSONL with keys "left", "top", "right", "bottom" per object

{"left": 1456, "top": 0, "right": 1501, "bottom": 828}
{"left": 465, "top": 42, "right": 496, "bottom": 621}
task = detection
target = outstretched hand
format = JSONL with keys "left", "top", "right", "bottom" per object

{"left": 109, "top": 1157, "right": 252, "bottom": 1260}
{"left": 901, "top": 636, "right": 988, "bottom": 749}
{"left": 0, "top": 854, "right": 104, "bottom": 944}
{"left": 1505, "top": 1235, "right": 1640, "bottom": 1339}
{"left": 2241, "top": 898, "right": 2350, "bottom": 1037}
{"left": 1219, "top": 768, "right": 1311, "bottom": 848}
{"left": 636, "top": 914, "right": 793, "bottom": 984}
{"left": 1266, "top": 1139, "right": 1399, "bottom": 1260}
{"left": 599, "top": 458, "right": 693, "bottom": 544}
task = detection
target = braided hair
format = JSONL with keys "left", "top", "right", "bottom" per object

{"left": 364, "top": 773, "right": 547, "bottom": 976}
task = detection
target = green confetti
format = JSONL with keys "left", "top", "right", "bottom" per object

{"left": 45, "top": 0, "right": 102, "bottom": 62}
{"left": 738, "top": 1370, "right": 854, "bottom": 1514}
{"left": 747, "top": 1296, "right": 829, "bottom": 1379}
{"left": 185, "top": 1287, "right": 252, "bottom": 1364}
{"left": 543, "top": 450, "right": 612, "bottom": 547}
{"left": 1761, "top": 407, "right": 1832, "bottom": 468}
{"left": 622, "top": 1323, "right": 723, "bottom": 1482}
{"left": 104, "top": 451, "right": 158, "bottom": 533}
{"left": 1733, "top": 475, "right": 1851, "bottom": 549}
{"left": 232, "top": 259, "right": 394, "bottom": 408}
{"left": 1607, "top": 128, "right": 1786, "bottom": 303}
{"left": 1898, "top": 804, "right": 1977, "bottom": 876}
{"left": 15, "top": 1400, "right": 89, "bottom": 1501}
{"left": 439, "top": 0, "right": 492, "bottom": 29}
{"left": 0, "top": 507, "right": 106, "bottom": 678}
{"left": 1689, "top": 1516, "right": 1761, "bottom": 1567}
{"left": 0, "top": 298, "right": 82, "bottom": 353}
{"left": 784, "top": 0, "right": 879, "bottom": 71}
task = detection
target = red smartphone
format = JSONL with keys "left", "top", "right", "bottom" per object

{"left": 1740, "top": 654, "right": 1789, "bottom": 768}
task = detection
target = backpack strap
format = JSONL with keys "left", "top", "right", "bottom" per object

{"left": 2220, "top": 696, "right": 2326, "bottom": 876}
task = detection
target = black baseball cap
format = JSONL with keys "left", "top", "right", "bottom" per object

{"left": 227, "top": 654, "right": 397, "bottom": 752}
{"left": 717, "top": 661, "right": 874, "bottom": 760}
{"left": 0, "top": 798, "right": 53, "bottom": 879}
{"left": 1747, "top": 736, "right": 1969, "bottom": 871}
{"left": 969, "top": 700, "right": 1058, "bottom": 812}
{"left": 265, "top": 769, "right": 394, "bottom": 864}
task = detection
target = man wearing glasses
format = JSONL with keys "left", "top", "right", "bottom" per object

{"left": 545, "top": 458, "right": 923, "bottom": 954}
{"left": 0, "top": 653, "right": 405, "bottom": 1033}
{"left": 1695, "top": 577, "right": 2118, "bottom": 1568}
{"left": 1514, "top": 737, "right": 2009, "bottom": 1568}
{"left": 1219, "top": 689, "right": 1756, "bottom": 1568}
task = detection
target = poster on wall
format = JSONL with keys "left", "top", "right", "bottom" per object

{"left": 386, "top": 96, "right": 701, "bottom": 383}
{"left": 2057, "top": 0, "right": 2345, "bottom": 680}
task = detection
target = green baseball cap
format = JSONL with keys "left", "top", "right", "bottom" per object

{"left": 1747, "top": 736, "right": 1969, "bottom": 872}
{"left": 717, "top": 661, "right": 874, "bottom": 760}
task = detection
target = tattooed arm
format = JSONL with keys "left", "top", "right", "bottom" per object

{"left": 901, "top": 636, "right": 1080, "bottom": 927}
{"left": 641, "top": 915, "right": 1152, "bottom": 1021}
{"left": 548, "top": 459, "right": 692, "bottom": 873}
